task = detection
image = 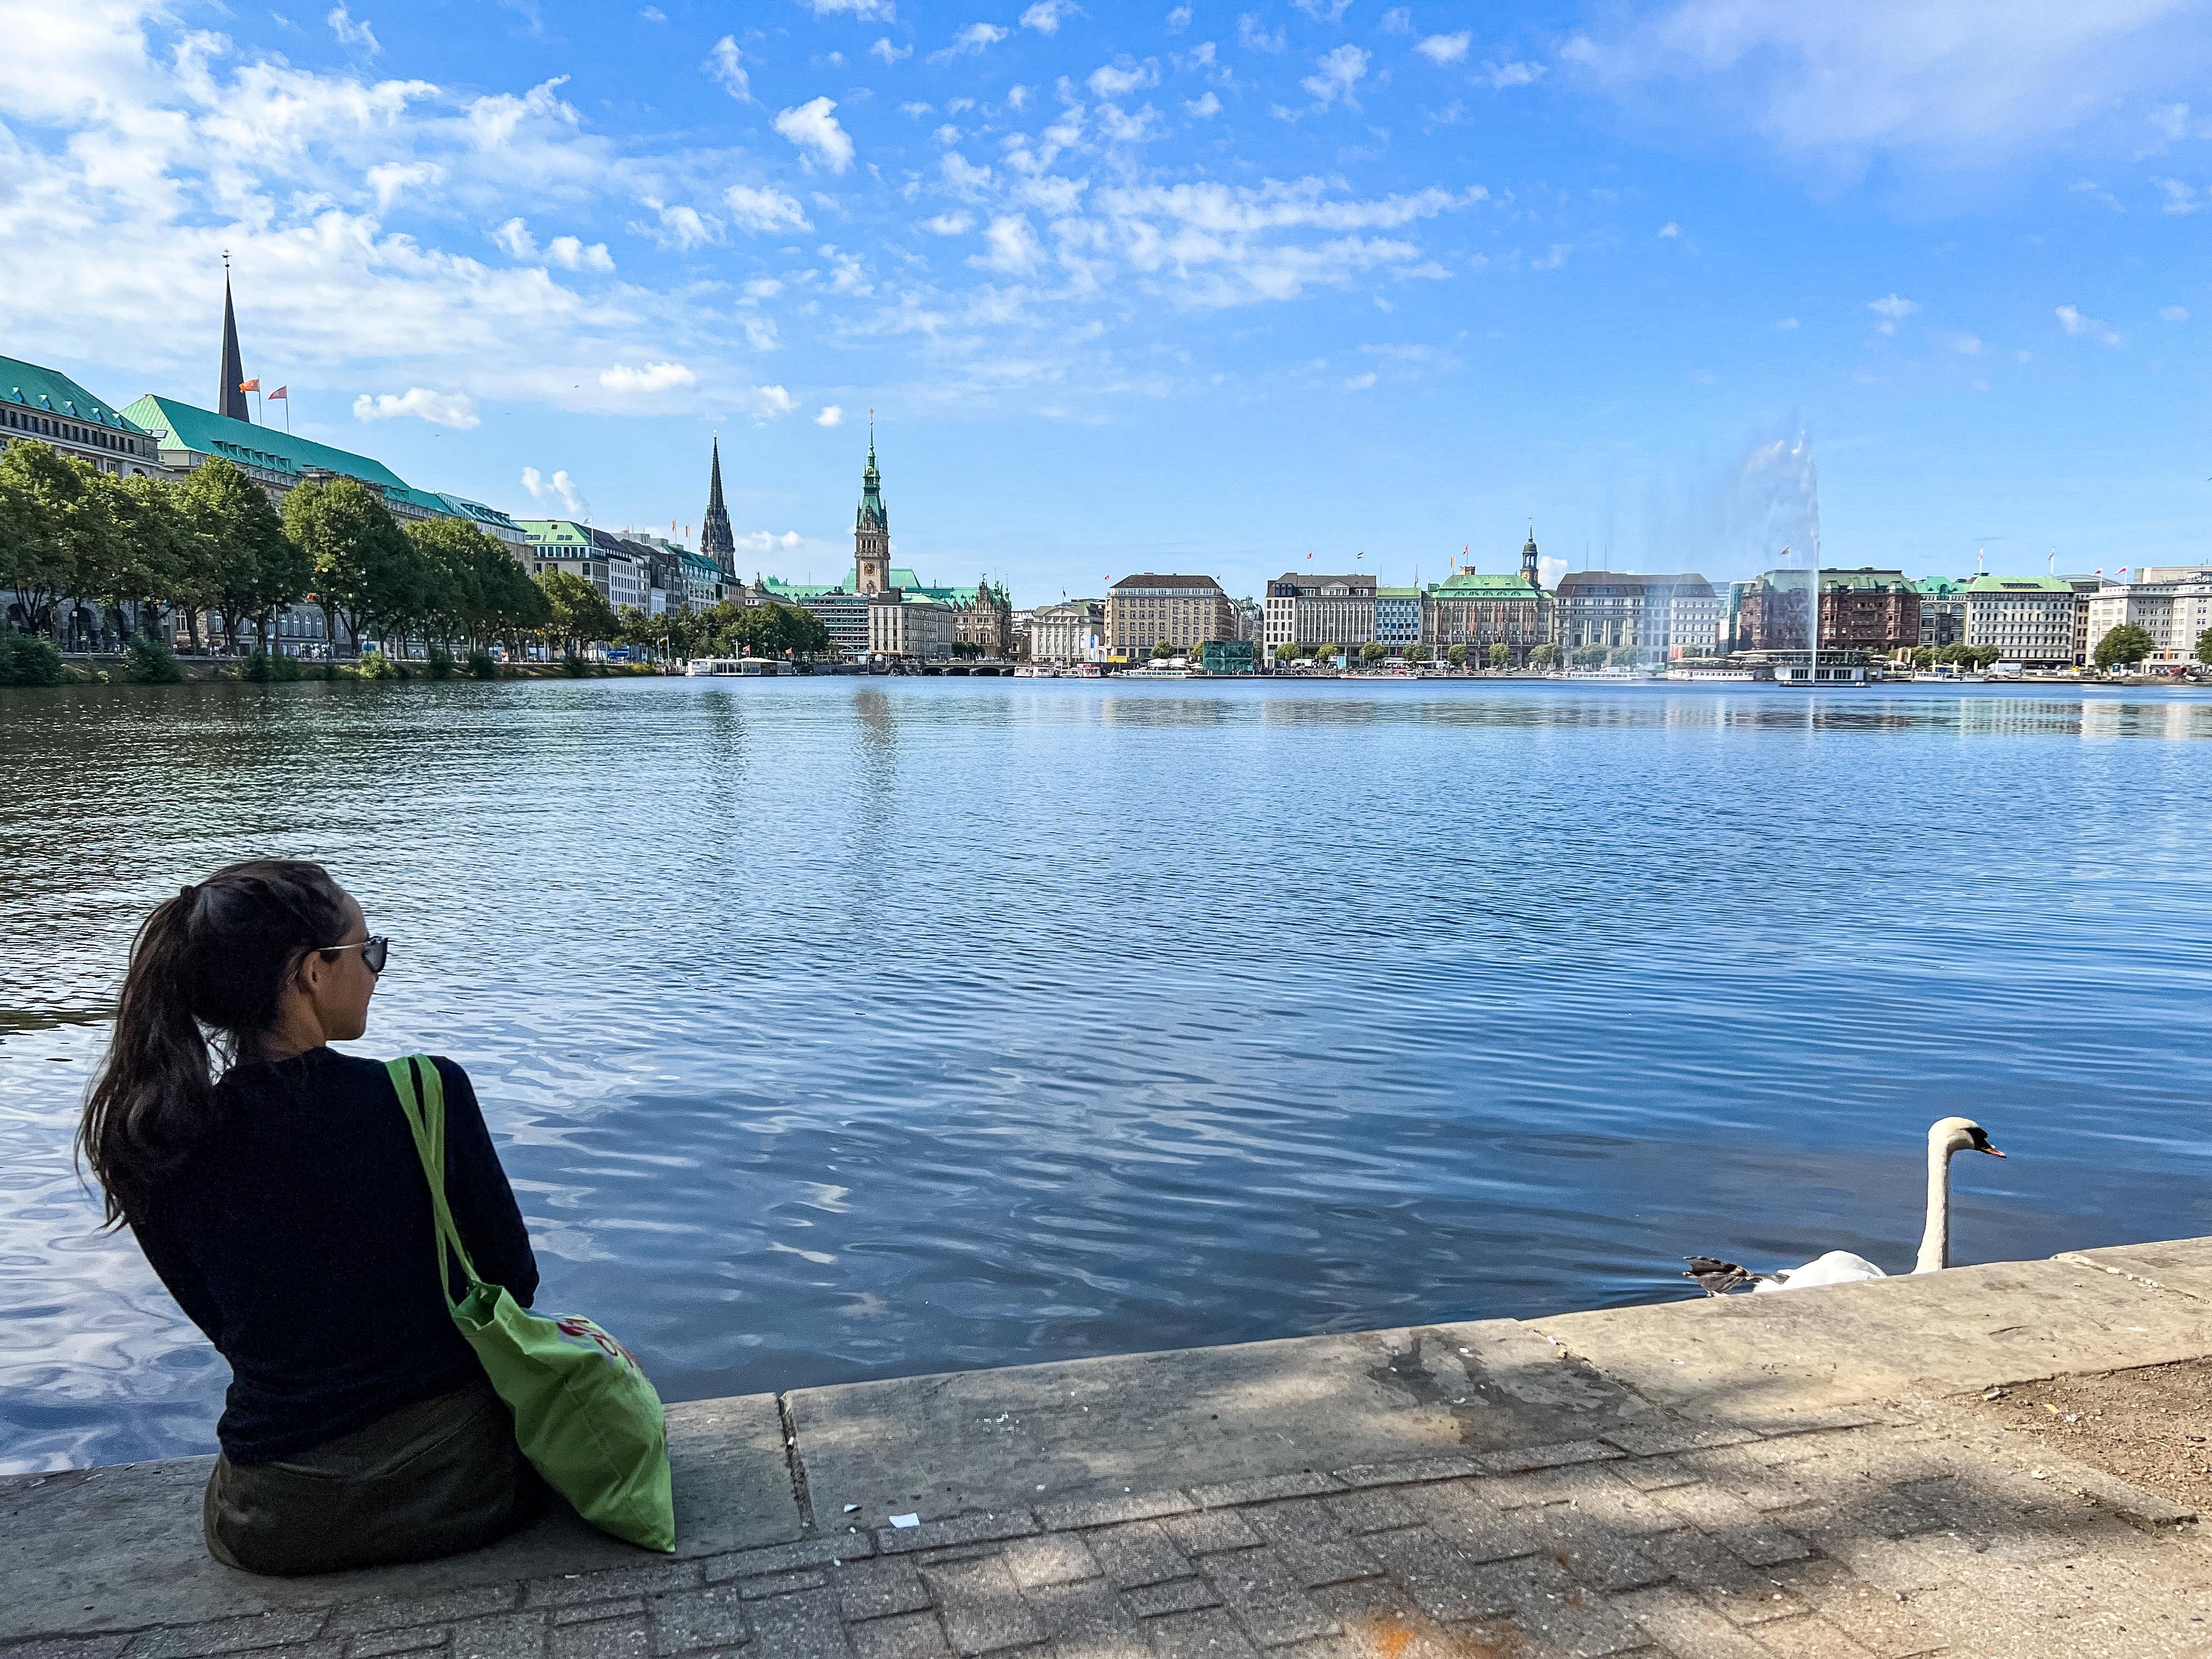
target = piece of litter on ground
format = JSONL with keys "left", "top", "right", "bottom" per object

{"left": 844, "top": 1503, "right": 860, "bottom": 1513}
{"left": 889, "top": 1514, "right": 920, "bottom": 1528}
{"left": 1983, "top": 1387, "right": 2007, "bottom": 1401}
{"left": 1036, "top": 1484, "right": 1046, "bottom": 1491}
{"left": 2031, "top": 1469, "right": 2050, "bottom": 1481}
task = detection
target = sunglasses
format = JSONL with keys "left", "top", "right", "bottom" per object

{"left": 321, "top": 936, "right": 391, "bottom": 975}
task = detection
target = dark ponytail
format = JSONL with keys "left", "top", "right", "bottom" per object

{"left": 80, "top": 860, "right": 350, "bottom": 1229}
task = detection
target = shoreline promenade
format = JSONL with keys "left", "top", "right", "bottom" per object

{"left": 8, "top": 1238, "right": 2212, "bottom": 1657}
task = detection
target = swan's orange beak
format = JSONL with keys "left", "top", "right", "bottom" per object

{"left": 1979, "top": 1145, "right": 2006, "bottom": 1158}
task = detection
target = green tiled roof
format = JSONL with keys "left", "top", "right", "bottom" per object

{"left": 0, "top": 356, "right": 144, "bottom": 431}
{"left": 514, "top": 518, "right": 597, "bottom": 549}
{"left": 1962, "top": 574, "right": 2074, "bottom": 592}
{"left": 436, "top": 493, "right": 521, "bottom": 531}
{"left": 1431, "top": 573, "right": 1541, "bottom": 597}
{"left": 1915, "top": 576, "right": 1967, "bottom": 595}
{"left": 119, "top": 393, "right": 453, "bottom": 516}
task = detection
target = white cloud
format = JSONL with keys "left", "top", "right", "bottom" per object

{"left": 640, "top": 6, "right": 665, "bottom": 20}
{"left": 1776, "top": 317, "right": 1799, "bottom": 329}
{"left": 1531, "top": 242, "right": 1568, "bottom": 269}
{"left": 490, "top": 217, "right": 537, "bottom": 258}
{"left": 635, "top": 197, "right": 718, "bottom": 249}
{"left": 708, "top": 36, "right": 752, "bottom": 102}
{"left": 1088, "top": 60, "right": 1160, "bottom": 99}
{"left": 743, "top": 276, "right": 785, "bottom": 299}
{"left": 1483, "top": 60, "right": 1545, "bottom": 88}
{"left": 1302, "top": 44, "right": 1369, "bottom": 107}
{"left": 775, "top": 97, "right": 856, "bottom": 172}
{"left": 545, "top": 235, "right": 613, "bottom": 270}
{"left": 922, "top": 211, "right": 975, "bottom": 233}
{"left": 1657, "top": 220, "right": 1680, "bottom": 237}
{"left": 1415, "top": 32, "right": 1471, "bottom": 66}
{"left": 1237, "top": 14, "right": 1285, "bottom": 52}
{"left": 934, "top": 22, "right": 1010, "bottom": 61}
{"left": 798, "top": 0, "right": 896, "bottom": 17}
{"left": 353, "top": 387, "right": 479, "bottom": 427}
{"left": 1166, "top": 5, "right": 1192, "bottom": 32}
{"left": 1867, "top": 292, "right": 1917, "bottom": 333}
{"left": 366, "top": 160, "right": 443, "bottom": 210}
{"left": 725, "top": 184, "right": 813, "bottom": 232}
{"left": 974, "top": 213, "right": 1042, "bottom": 272}
{"left": 2160, "top": 304, "right": 2190, "bottom": 321}
{"left": 1292, "top": 0, "right": 1351, "bottom": 19}
{"left": 871, "top": 37, "right": 913, "bottom": 64}
{"left": 1342, "top": 370, "right": 1376, "bottom": 390}
{"left": 1561, "top": 1, "right": 2194, "bottom": 171}
{"left": 1007, "top": 84, "right": 1031, "bottom": 110}
{"left": 2056, "top": 304, "right": 2124, "bottom": 347}
{"left": 816, "top": 404, "right": 845, "bottom": 426}
{"left": 1186, "top": 91, "right": 1221, "bottom": 119}
{"left": 1949, "top": 332, "right": 1984, "bottom": 354}
{"left": 600, "top": 361, "right": 698, "bottom": 393}
{"left": 326, "top": 3, "right": 379, "bottom": 52}
{"left": 1379, "top": 9, "right": 1412, "bottom": 34}
{"left": 934, "top": 123, "right": 963, "bottom": 144}
{"left": 1022, "top": 0, "right": 1077, "bottom": 33}
{"left": 521, "top": 467, "right": 588, "bottom": 516}
{"left": 2153, "top": 177, "right": 2201, "bottom": 214}
{"left": 753, "top": 385, "right": 799, "bottom": 416}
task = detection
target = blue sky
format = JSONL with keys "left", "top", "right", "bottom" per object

{"left": 2, "top": 1, "right": 2208, "bottom": 599}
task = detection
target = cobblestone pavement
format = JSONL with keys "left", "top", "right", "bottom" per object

{"left": 12, "top": 1403, "right": 2209, "bottom": 1659}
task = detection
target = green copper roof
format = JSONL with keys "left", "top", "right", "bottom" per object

{"left": 120, "top": 393, "right": 450, "bottom": 515}
{"left": 514, "top": 518, "right": 598, "bottom": 549}
{"left": 1915, "top": 576, "right": 1967, "bottom": 595}
{"left": 436, "top": 493, "right": 521, "bottom": 531}
{"left": 1, "top": 356, "right": 145, "bottom": 431}
{"left": 1962, "top": 574, "right": 2075, "bottom": 592}
{"left": 855, "top": 425, "right": 888, "bottom": 533}
{"left": 1431, "top": 573, "right": 1541, "bottom": 597}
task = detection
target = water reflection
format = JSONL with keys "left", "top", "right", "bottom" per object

{"left": 3, "top": 677, "right": 2210, "bottom": 1471}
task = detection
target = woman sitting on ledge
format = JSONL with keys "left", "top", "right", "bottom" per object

{"left": 80, "top": 859, "right": 544, "bottom": 1577}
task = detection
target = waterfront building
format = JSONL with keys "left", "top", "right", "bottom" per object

{"left": 1962, "top": 574, "right": 2078, "bottom": 668}
{"left": 1229, "top": 595, "right": 1265, "bottom": 643}
{"left": 1736, "top": 568, "right": 1917, "bottom": 656}
{"left": 435, "top": 494, "right": 529, "bottom": 552}
{"left": 2085, "top": 574, "right": 2212, "bottom": 666}
{"left": 516, "top": 519, "right": 647, "bottom": 611}
{"left": 854, "top": 425, "right": 892, "bottom": 596}
{"left": 870, "top": 591, "right": 955, "bottom": 660}
{"left": 1553, "top": 571, "right": 1720, "bottom": 658}
{"left": 0, "top": 356, "right": 165, "bottom": 479}
{"left": 1030, "top": 600, "right": 1108, "bottom": 663}
{"left": 1423, "top": 569, "right": 1546, "bottom": 658}
{"left": 1262, "top": 573, "right": 1375, "bottom": 651}
{"left": 1374, "top": 587, "right": 1423, "bottom": 648}
{"left": 1198, "top": 639, "right": 1257, "bottom": 674}
{"left": 800, "top": 589, "right": 872, "bottom": 658}
{"left": 1108, "top": 573, "right": 1234, "bottom": 655}
{"left": 120, "top": 394, "right": 453, "bottom": 523}
{"left": 630, "top": 533, "right": 727, "bottom": 612}
{"left": 1915, "top": 576, "right": 1966, "bottom": 648}
{"left": 2060, "top": 574, "right": 2106, "bottom": 665}
{"left": 699, "top": 436, "right": 737, "bottom": 578}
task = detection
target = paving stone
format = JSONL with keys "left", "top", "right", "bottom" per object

{"left": 1762, "top": 1563, "right": 1947, "bottom": 1659}
{"left": 1608, "top": 1455, "right": 1703, "bottom": 1494}
{"left": 1635, "top": 1533, "right": 1807, "bottom": 1626}
{"left": 1459, "top": 1555, "right": 1650, "bottom": 1658}
{"left": 555, "top": 1605, "right": 645, "bottom": 1627}
{"left": 1195, "top": 1544, "right": 1335, "bottom": 1646}
{"left": 330, "top": 1590, "right": 526, "bottom": 1637}
{"left": 448, "top": 1615, "right": 550, "bottom": 1659}
{"left": 917, "top": 1558, "right": 1044, "bottom": 1656}
{"left": 1399, "top": 1479, "right": 1544, "bottom": 1563}
{"left": 844, "top": 1617, "right": 946, "bottom": 1659}
{"left": 1599, "top": 1418, "right": 1762, "bottom": 1459}
{"left": 1329, "top": 1458, "right": 1480, "bottom": 1490}
{"left": 1120, "top": 1581, "right": 1220, "bottom": 1620}
{"left": 708, "top": 1541, "right": 872, "bottom": 1583}
{"left": 877, "top": 1515, "right": 1039, "bottom": 1558}
{"left": 125, "top": 1612, "right": 336, "bottom": 1657}
{"left": 1350, "top": 1528, "right": 1516, "bottom": 1622}
{"left": 743, "top": 1588, "right": 852, "bottom": 1659}
{"left": 529, "top": 1566, "right": 707, "bottom": 1611}
{"left": 546, "top": 1621, "right": 650, "bottom": 1659}
{"left": 1020, "top": 1578, "right": 1149, "bottom": 1659}
{"left": 648, "top": 1585, "right": 749, "bottom": 1654}
{"left": 1317, "top": 1491, "right": 1420, "bottom": 1536}
{"left": 997, "top": 1533, "right": 1102, "bottom": 1590}
{"left": 1140, "top": 1609, "right": 1260, "bottom": 1659}
{"left": 1469, "top": 1440, "right": 1624, "bottom": 1476}
{"left": 1743, "top": 1617, "right": 1879, "bottom": 1659}
{"left": 1159, "top": 1511, "right": 1260, "bottom": 1558}
{"left": 347, "top": 1630, "right": 453, "bottom": 1657}
{"left": 832, "top": 1561, "right": 934, "bottom": 1622}
{"left": 1040, "top": 1494, "right": 1194, "bottom": 1531}
{"left": 735, "top": 1573, "right": 829, "bottom": 1601}
{"left": 1648, "top": 1482, "right": 1812, "bottom": 1567}
{"left": 1241, "top": 1501, "right": 1380, "bottom": 1589}
{"left": 1518, "top": 1502, "right": 1674, "bottom": 1594}
{"left": 1085, "top": 1522, "right": 1194, "bottom": 1590}
{"left": 1615, "top": 1585, "right": 1775, "bottom": 1658}
{"left": 1186, "top": 1475, "right": 1338, "bottom": 1510}
{"left": 1, "top": 1641, "right": 136, "bottom": 1659}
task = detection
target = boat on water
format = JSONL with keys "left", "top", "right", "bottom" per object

{"left": 686, "top": 657, "right": 783, "bottom": 677}
{"left": 1067, "top": 662, "right": 1104, "bottom": 678}
{"left": 1118, "top": 667, "right": 1191, "bottom": 679}
{"left": 1013, "top": 664, "right": 1057, "bottom": 678}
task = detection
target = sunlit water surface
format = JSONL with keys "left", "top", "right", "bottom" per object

{"left": 3, "top": 677, "right": 2209, "bottom": 1470}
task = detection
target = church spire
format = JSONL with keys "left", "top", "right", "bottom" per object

{"left": 1521, "top": 520, "right": 1540, "bottom": 588}
{"left": 701, "top": 433, "right": 736, "bottom": 577}
{"left": 218, "top": 258, "right": 249, "bottom": 423}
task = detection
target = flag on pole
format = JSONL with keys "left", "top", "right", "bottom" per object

{"left": 239, "top": 379, "right": 259, "bottom": 392}
{"left": 267, "top": 386, "right": 286, "bottom": 400}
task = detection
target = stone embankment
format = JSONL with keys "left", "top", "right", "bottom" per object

{"left": 8, "top": 1237, "right": 2212, "bottom": 1659}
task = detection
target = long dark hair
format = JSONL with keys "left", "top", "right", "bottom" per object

{"left": 80, "top": 860, "right": 350, "bottom": 1229}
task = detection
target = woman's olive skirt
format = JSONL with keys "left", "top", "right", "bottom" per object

{"left": 204, "top": 1381, "right": 544, "bottom": 1577}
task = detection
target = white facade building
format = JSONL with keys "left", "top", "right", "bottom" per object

{"left": 870, "top": 594, "right": 956, "bottom": 661}
{"left": 2085, "top": 575, "right": 2212, "bottom": 666}
{"left": 1962, "top": 575, "right": 2080, "bottom": 668}
{"left": 1030, "top": 600, "right": 1107, "bottom": 662}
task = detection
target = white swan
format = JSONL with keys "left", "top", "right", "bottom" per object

{"left": 1684, "top": 1116, "right": 2006, "bottom": 1295}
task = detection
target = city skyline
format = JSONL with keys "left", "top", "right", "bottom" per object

{"left": 4, "top": 2, "right": 2208, "bottom": 599}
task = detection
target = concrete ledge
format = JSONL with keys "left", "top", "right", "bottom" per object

{"left": 8, "top": 1237, "right": 2211, "bottom": 1647}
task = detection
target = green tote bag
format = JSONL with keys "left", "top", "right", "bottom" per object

{"left": 387, "top": 1056, "right": 675, "bottom": 1553}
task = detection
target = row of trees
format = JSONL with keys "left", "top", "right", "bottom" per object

{"left": 2090, "top": 623, "right": 2212, "bottom": 670}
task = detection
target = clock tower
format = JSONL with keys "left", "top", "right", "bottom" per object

{"left": 854, "top": 420, "right": 891, "bottom": 594}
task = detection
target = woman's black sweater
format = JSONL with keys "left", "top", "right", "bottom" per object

{"left": 131, "top": 1047, "right": 538, "bottom": 1464}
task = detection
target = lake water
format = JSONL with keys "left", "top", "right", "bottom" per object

{"left": 4, "top": 676, "right": 2210, "bottom": 1472}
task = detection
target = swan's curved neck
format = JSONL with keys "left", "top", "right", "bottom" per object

{"left": 1915, "top": 1138, "right": 1951, "bottom": 1274}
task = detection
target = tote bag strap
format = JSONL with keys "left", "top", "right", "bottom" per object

{"left": 386, "top": 1055, "right": 484, "bottom": 1304}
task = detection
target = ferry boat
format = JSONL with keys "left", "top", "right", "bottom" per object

{"left": 1013, "top": 664, "right": 1056, "bottom": 678}
{"left": 685, "top": 657, "right": 782, "bottom": 677}
{"left": 1118, "top": 666, "right": 1191, "bottom": 679}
